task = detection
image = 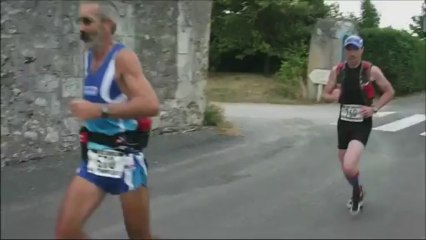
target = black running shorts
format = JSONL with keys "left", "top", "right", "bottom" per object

{"left": 337, "top": 118, "right": 372, "bottom": 149}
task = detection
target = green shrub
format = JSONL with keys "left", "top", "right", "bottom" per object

{"left": 413, "top": 40, "right": 426, "bottom": 92}
{"left": 275, "top": 44, "right": 309, "bottom": 99}
{"left": 360, "top": 27, "right": 425, "bottom": 95}
{"left": 203, "top": 103, "right": 225, "bottom": 126}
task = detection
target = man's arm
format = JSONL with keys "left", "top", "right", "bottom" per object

{"left": 322, "top": 66, "right": 338, "bottom": 102}
{"left": 371, "top": 65, "right": 395, "bottom": 110}
{"left": 103, "top": 50, "right": 160, "bottom": 119}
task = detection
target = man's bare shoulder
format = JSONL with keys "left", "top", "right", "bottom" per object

{"left": 116, "top": 48, "right": 140, "bottom": 64}
{"left": 370, "top": 65, "right": 385, "bottom": 78}
{"left": 370, "top": 65, "right": 382, "bottom": 72}
{"left": 115, "top": 48, "right": 143, "bottom": 75}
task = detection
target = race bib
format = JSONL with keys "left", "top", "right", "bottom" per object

{"left": 87, "top": 149, "right": 130, "bottom": 178}
{"left": 340, "top": 104, "right": 364, "bottom": 122}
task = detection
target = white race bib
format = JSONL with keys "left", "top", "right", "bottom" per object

{"left": 340, "top": 104, "right": 364, "bottom": 122}
{"left": 87, "top": 149, "right": 130, "bottom": 178}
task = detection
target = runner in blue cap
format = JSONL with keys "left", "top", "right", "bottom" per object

{"left": 323, "top": 34, "right": 395, "bottom": 215}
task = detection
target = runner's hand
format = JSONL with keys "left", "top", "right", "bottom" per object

{"left": 360, "top": 106, "right": 374, "bottom": 118}
{"left": 70, "top": 99, "right": 101, "bottom": 120}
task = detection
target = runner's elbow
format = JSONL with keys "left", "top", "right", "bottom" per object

{"left": 132, "top": 97, "right": 159, "bottom": 117}
{"left": 389, "top": 88, "right": 395, "bottom": 98}
{"left": 322, "top": 93, "right": 332, "bottom": 102}
{"left": 142, "top": 99, "right": 159, "bottom": 117}
{"left": 383, "top": 86, "right": 395, "bottom": 100}
{"left": 148, "top": 102, "right": 160, "bottom": 116}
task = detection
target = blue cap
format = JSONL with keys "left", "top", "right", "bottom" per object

{"left": 344, "top": 35, "right": 364, "bottom": 48}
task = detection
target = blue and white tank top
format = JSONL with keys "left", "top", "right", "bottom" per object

{"left": 83, "top": 43, "right": 138, "bottom": 138}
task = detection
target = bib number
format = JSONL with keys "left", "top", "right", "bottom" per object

{"left": 340, "top": 104, "right": 364, "bottom": 122}
{"left": 87, "top": 150, "right": 129, "bottom": 178}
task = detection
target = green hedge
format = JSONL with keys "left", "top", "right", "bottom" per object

{"left": 360, "top": 27, "right": 425, "bottom": 95}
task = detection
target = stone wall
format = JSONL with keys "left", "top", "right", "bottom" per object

{"left": 0, "top": 0, "right": 212, "bottom": 165}
{"left": 306, "top": 18, "right": 357, "bottom": 100}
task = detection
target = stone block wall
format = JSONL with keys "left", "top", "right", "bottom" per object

{"left": 0, "top": 0, "right": 212, "bottom": 165}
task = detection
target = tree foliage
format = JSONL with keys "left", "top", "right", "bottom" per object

{"left": 359, "top": 0, "right": 380, "bottom": 29}
{"left": 409, "top": 3, "right": 425, "bottom": 39}
{"left": 209, "top": 0, "right": 330, "bottom": 73}
{"left": 275, "top": 43, "right": 309, "bottom": 99}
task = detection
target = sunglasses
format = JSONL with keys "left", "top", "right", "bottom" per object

{"left": 77, "top": 16, "right": 94, "bottom": 26}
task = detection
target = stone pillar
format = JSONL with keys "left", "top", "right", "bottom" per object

{"left": 306, "top": 19, "right": 357, "bottom": 100}
{"left": 0, "top": 0, "right": 212, "bottom": 165}
{"left": 131, "top": 0, "right": 212, "bottom": 131}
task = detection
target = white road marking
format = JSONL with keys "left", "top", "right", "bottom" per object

{"left": 420, "top": 132, "right": 426, "bottom": 136}
{"left": 374, "top": 111, "right": 396, "bottom": 117}
{"left": 373, "top": 114, "right": 426, "bottom": 132}
{"left": 329, "top": 111, "right": 396, "bottom": 125}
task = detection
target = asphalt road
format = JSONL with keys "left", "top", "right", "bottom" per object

{"left": 1, "top": 93, "right": 425, "bottom": 239}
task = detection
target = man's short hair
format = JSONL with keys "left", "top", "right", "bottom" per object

{"left": 82, "top": 0, "right": 119, "bottom": 34}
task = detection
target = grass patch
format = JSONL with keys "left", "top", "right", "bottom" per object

{"left": 203, "top": 103, "right": 240, "bottom": 136}
{"left": 207, "top": 72, "right": 312, "bottom": 104}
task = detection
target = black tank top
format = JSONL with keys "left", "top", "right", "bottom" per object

{"left": 338, "top": 62, "right": 365, "bottom": 105}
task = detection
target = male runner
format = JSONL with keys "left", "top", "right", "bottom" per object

{"left": 322, "top": 35, "right": 395, "bottom": 215}
{"left": 55, "top": 1, "right": 159, "bottom": 238}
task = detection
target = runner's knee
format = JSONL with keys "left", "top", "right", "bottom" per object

{"left": 342, "top": 163, "right": 358, "bottom": 176}
{"left": 55, "top": 225, "right": 84, "bottom": 239}
{"left": 55, "top": 211, "right": 87, "bottom": 239}
{"left": 55, "top": 176, "right": 104, "bottom": 239}
{"left": 120, "top": 187, "right": 151, "bottom": 239}
{"left": 342, "top": 153, "right": 359, "bottom": 176}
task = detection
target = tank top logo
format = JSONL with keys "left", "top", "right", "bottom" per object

{"left": 84, "top": 86, "right": 98, "bottom": 96}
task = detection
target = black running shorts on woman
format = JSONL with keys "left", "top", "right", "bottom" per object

{"left": 336, "top": 61, "right": 374, "bottom": 150}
